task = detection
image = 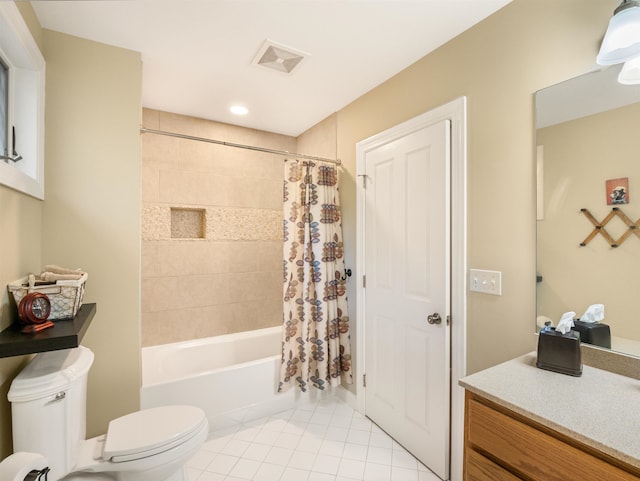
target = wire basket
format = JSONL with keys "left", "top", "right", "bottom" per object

{"left": 8, "top": 272, "right": 88, "bottom": 321}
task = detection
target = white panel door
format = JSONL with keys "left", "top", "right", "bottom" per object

{"left": 364, "top": 119, "right": 451, "bottom": 479}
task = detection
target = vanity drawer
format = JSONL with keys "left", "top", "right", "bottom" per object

{"left": 465, "top": 449, "right": 521, "bottom": 481}
{"left": 466, "top": 396, "right": 639, "bottom": 481}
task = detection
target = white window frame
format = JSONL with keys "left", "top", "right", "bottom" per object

{"left": 0, "top": 3, "right": 45, "bottom": 200}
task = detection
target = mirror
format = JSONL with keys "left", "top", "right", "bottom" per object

{"left": 536, "top": 64, "right": 640, "bottom": 357}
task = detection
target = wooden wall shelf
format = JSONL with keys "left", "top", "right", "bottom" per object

{"left": 580, "top": 207, "right": 640, "bottom": 248}
{"left": 0, "top": 303, "right": 96, "bottom": 358}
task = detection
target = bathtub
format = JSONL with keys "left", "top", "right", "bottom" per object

{"left": 141, "top": 326, "right": 297, "bottom": 430}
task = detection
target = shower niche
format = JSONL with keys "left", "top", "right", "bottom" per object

{"left": 170, "top": 207, "right": 206, "bottom": 239}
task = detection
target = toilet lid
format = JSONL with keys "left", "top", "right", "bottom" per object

{"left": 103, "top": 405, "right": 207, "bottom": 463}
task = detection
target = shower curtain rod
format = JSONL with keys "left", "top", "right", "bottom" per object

{"left": 140, "top": 127, "right": 342, "bottom": 166}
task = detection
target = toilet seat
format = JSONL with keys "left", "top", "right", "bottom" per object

{"left": 102, "top": 405, "right": 207, "bottom": 463}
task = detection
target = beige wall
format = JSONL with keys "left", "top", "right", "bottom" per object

{"left": 15, "top": 2, "right": 42, "bottom": 51}
{"left": 141, "top": 109, "right": 293, "bottom": 345}
{"left": 41, "top": 30, "right": 142, "bottom": 436}
{"left": 0, "top": 186, "right": 42, "bottom": 456}
{"left": 0, "top": 2, "right": 45, "bottom": 459}
{"left": 140, "top": 111, "right": 346, "bottom": 350}
{"left": 0, "top": 9, "right": 142, "bottom": 455}
{"left": 537, "top": 103, "right": 640, "bottom": 342}
{"left": 0, "top": 0, "right": 622, "bottom": 459}
{"left": 335, "top": 0, "right": 618, "bottom": 374}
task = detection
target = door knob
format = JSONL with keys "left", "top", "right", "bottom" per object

{"left": 427, "top": 313, "right": 442, "bottom": 325}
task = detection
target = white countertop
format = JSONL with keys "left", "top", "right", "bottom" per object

{"left": 459, "top": 352, "right": 640, "bottom": 470}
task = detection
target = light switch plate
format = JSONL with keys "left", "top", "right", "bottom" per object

{"left": 469, "top": 269, "right": 502, "bottom": 296}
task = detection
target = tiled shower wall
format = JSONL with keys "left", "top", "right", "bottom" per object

{"left": 141, "top": 109, "right": 297, "bottom": 347}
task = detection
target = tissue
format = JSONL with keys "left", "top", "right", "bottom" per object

{"left": 580, "top": 304, "right": 604, "bottom": 323}
{"left": 555, "top": 311, "right": 576, "bottom": 334}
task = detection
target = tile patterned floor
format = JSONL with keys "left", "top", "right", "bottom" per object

{"left": 186, "top": 397, "right": 441, "bottom": 481}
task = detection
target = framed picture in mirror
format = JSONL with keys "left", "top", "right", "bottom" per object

{"left": 606, "top": 177, "right": 629, "bottom": 205}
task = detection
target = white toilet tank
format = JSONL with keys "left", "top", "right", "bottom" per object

{"left": 8, "top": 346, "right": 94, "bottom": 481}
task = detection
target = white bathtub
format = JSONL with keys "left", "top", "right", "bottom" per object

{"left": 140, "top": 326, "right": 297, "bottom": 430}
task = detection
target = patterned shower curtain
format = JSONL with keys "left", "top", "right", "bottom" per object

{"left": 279, "top": 159, "right": 353, "bottom": 392}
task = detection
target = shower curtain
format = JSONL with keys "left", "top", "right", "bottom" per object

{"left": 279, "top": 159, "right": 353, "bottom": 392}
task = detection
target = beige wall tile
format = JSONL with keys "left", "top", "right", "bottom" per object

{"left": 158, "top": 111, "right": 200, "bottom": 136}
{"left": 232, "top": 177, "right": 263, "bottom": 208}
{"left": 228, "top": 242, "right": 262, "bottom": 273}
{"left": 142, "top": 276, "right": 179, "bottom": 313}
{"left": 142, "top": 108, "right": 160, "bottom": 130}
{"left": 142, "top": 305, "right": 232, "bottom": 346}
{"left": 192, "top": 305, "right": 234, "bottom": 338}
{"left": 258, "top": 241, "right": 285, "bottom": 271}
{"left": 176, "top": 137, "right": 216, "bottom": 171}
{"left": 141, "top": 131, "right": 178, "bottom": 168}
{"left": 142, "top": 310, "right": 179, "bottom": 346}
{"left": 189, "top": 241, "right": 232, "bottom": 274}
{"left": 141, "top": 243, "right": 161, "bottom": 278}
{"left": 142, "top": 110, "right": 293, "bottom": 346}
{"left": 237, "top": 154, "right": 282, "bottom": 180}
{"left": 153, "top": 242, "right": 202, "bottom": 277}
{"left": 226, "top": 271, "right": 281, "bottom": 303}
{"left": 197, "top": 173, "right": 268, "bottom": 208}
{"left": 230, "top": 299, "right": 282, "bottom": 332}
{"left": 142, "top": 160, "right": 160, "bottom": 203}
{"left": 159, "top": 169, "right": 200, "bottom": 204}
{"left": 177, "top": 273, "right": 231, "bottom": 309}
{"left": 257, "top": 179, "right": 285, "bottom": 210}
{"left": 195, "top": 173, "right": 237, "bottom": 207}
{"left": 191, "top": 144, "right": 253, "bottom": 176}
{"left": 206, "top": 208, "right": 282, "bottom": 241}
{"left": 142, "top": 205, "right": 171, "bottom": 241}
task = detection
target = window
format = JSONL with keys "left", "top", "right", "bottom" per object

{"left": 0, "top": 3, "right": 45, "bottom": 199}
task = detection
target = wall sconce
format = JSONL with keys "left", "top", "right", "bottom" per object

{"left": 597, "top": 0, "right": 640, "bottom": 66}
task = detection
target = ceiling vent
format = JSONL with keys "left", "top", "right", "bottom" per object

{"left": 252, "top": 39, "right": 308, "bottom": 75}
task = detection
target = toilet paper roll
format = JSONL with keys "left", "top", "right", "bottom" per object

{"left": 0, "top": 452, "right": 48, "bottom": 481}
{"left": 536, "top": 315, "right": 554, "bottom": 329}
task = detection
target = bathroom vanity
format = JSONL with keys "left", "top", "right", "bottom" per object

{"left": 460, "top": 353, "right": 640, "bottom": 480}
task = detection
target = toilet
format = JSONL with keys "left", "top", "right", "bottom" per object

{"left": 8, "top": 346, "right": 208, "bottom": 481}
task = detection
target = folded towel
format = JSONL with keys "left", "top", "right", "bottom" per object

{"left": 43, "top": 264, "right": 85, "bottom": 276}
{"left": 40, "top": 272, "right": 84, "bottom": 282}
{"left": 34, "top": 265, "right": 86, "bottom": 283}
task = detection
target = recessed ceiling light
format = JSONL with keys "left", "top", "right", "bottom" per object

{"left": 230, "top": 105, "right": 249, "bottom": 115}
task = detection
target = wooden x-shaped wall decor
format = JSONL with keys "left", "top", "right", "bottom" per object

{"left": 580, "top": 207, "right": 640, "bottom": 247}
